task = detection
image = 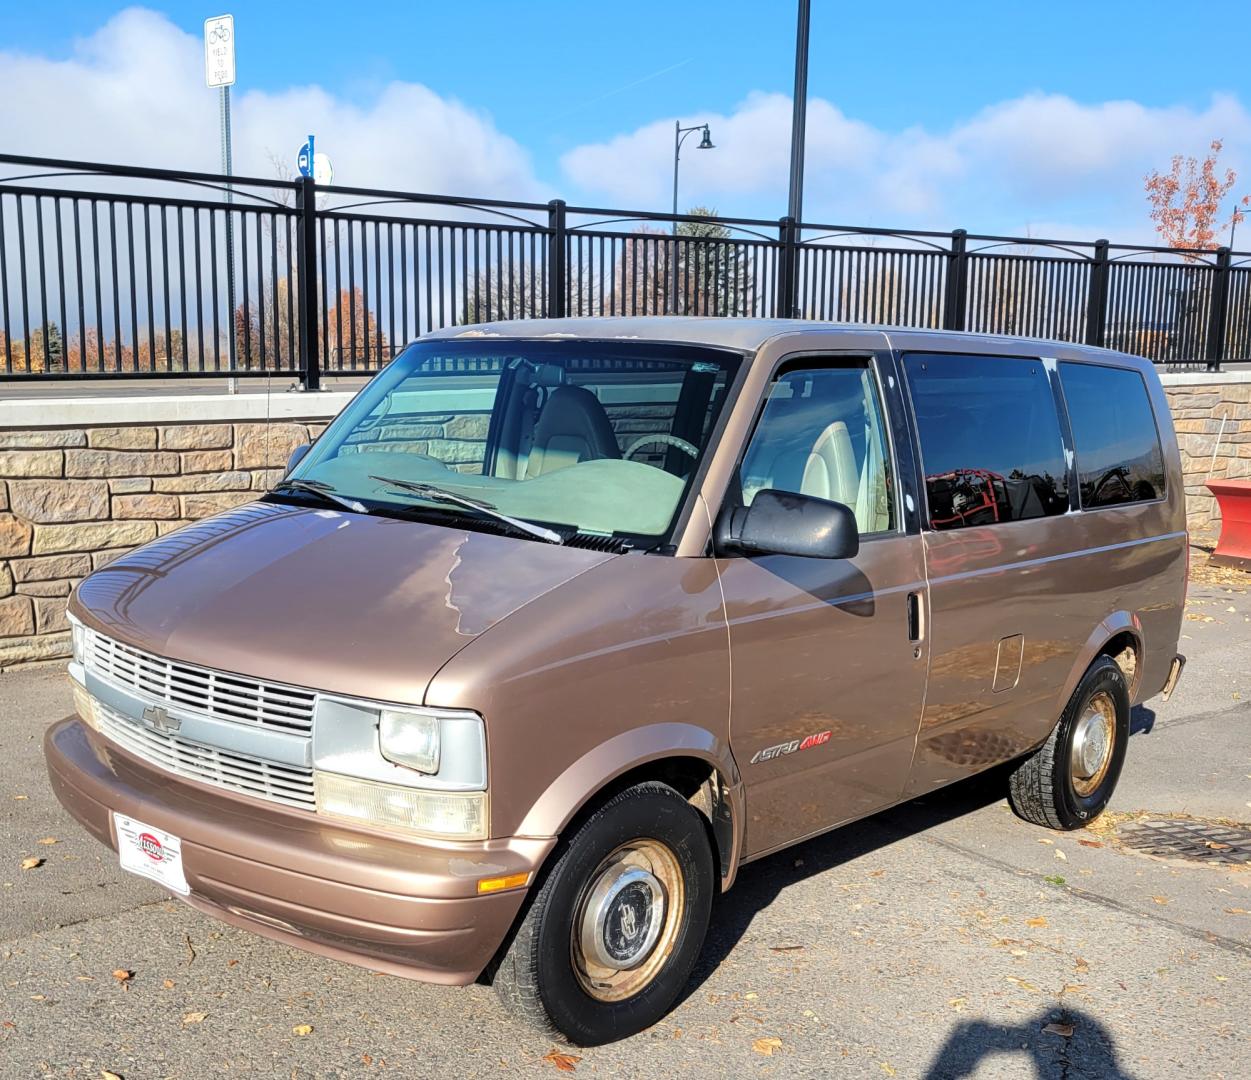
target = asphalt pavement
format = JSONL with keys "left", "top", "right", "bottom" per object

{"left": 1, "top": 582, "right": 1248, "bottom": 1079}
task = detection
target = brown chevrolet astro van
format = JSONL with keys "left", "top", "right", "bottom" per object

{"left": 46, "top": 318, "right": 1186, "bottom": 1044}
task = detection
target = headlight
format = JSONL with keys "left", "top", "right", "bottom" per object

{"left": 69, "top": 615, "right": 86, "bottom": 666}
{"left": 314, "top": 773, "right": 488, "bottom": 840}
{"left": 311, "top": 697, "right": 488, "bottom": 839}
{"left": 379, "top": 708, "right": 440, "bottom": 774}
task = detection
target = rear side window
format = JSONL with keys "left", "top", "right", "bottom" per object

{"left": 904, "top": 353, "right": 1069, "bottom": 530}
{"left": 1059, "top": 362, "right": 1166, "bottom": 508}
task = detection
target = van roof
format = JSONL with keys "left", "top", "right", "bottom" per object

{"left": 424, "top": 316, "right": 1146, "bottom": 365}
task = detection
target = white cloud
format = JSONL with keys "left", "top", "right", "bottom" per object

{"left": 4, "top": 8, "right": 1250, "bottom": 245}
{"left": 0, "top": 7, "right": 546, "bottom": 200}
{"left": 561, "top": 90, "right": 1251, "bottom": 240}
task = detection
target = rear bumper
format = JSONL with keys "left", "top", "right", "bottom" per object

{"left": 1160, "top": 654, "right": 1186, "bottom": 703}
{"left": 44, "top": 717, "right": 554, "bottom": 985}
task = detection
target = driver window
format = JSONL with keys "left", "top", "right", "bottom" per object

{"left": 739, "top": 363, "right": 895, "bottom": 535}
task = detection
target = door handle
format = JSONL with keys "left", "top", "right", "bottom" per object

{"left": 907, "top": 591, "right": 924, "bottom": 643}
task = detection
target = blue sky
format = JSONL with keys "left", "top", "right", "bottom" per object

{"left": 3, "top": 3, "right": 1250, "bottom": 240}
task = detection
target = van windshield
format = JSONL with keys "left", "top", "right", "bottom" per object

{"left": 286, "top": 339, "right": 741, "bottom": 545}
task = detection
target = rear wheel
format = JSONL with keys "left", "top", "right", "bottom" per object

{"left": 1008, "top": 655, "right": 1129, "bottom": 830}
{"left": 492, "top": 782, "right": 715, "bottom": 1045}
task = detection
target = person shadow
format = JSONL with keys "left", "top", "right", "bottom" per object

{"left": 921, "top": 1007, "right": 1137, "bottom": 1079}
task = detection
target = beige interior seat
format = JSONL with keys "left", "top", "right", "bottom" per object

{"left": 800, "top": 421, "right": 859, "bottom": 506}
{"left": 525, "top": 386, "right": 621, "bottom": 478}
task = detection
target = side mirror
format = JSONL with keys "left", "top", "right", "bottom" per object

{"left": 717, "top": 488, "right": 860, "bottom": 560}
{"left": 286, "top": 444, "right": 310, "bottom": 475}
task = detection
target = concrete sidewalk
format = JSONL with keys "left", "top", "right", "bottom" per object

{"left": 1, "top": 584, "right": 1248, "bottom": 1079}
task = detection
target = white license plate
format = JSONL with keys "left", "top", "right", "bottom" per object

{"left": 114, "top": 813, "right": 189, "bottom": 896}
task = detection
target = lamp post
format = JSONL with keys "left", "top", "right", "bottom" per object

{"left": 1231, "top": 198, "right": 1250, "bottom": 251}
{"left": 670, "top": 121, "right": 714, "bottom": 313}
{"left": 787, "top": 0, "right": 811, "bottom": 225}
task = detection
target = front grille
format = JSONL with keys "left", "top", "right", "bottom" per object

{"left": 94, "top": 699, "right": 317, "bottom": 811}
{"left": 83, "top": 627, "right": 316, "bottom": 734}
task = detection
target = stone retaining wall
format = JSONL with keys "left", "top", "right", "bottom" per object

{"left": 1164, "top": 379, "right": 1251, "bottom": 530}
{"left": 0, "top": 419, "right": 328, "bottom": 667}
{"left": 0, "top": 374, "right": 1247, "bottom": 670}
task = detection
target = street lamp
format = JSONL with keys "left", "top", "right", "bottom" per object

{"left": 670, "top": 121, "right": 715, "bottom": 314}
{"left": 1231, "top": 198, "right": 1250, "bottom": 250}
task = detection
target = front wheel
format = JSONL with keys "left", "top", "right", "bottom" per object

{"left": 492, "top": 782, "right": 715, "bottom": 1045}
{"left": 1008, "top": 654, "right": 1130, "bottom": 830}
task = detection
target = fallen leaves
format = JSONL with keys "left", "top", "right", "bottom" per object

{"left": 182, "top": 1012, "right": 207, "bottom": 1025}
{"left": 752, "top": 1037, "right": 783, "bottom": 1056}
{"left": 101, "top": 1071, "right": 124, "bottom": 1080}
{"left": 542, "top": 1050, "right": 582, "bottom": 1071}
{"left": 161, "top": 979, "right": 176, "bottom": 989}
{"left": 1224, "top": 907, "right": 1249, "bottom": 916}
{"left": 36, "top": 837, "right": 59, "bottom": 846}
{"left": 1042, "top": 1022, "right": 1074, "bottom": 1038}
{"left": 292, "top": 1024, "right": 314, "bottom": 1037}
{"left": 1078, "top": 839, "right": 1103, "bottom": 849}
{"left": 19, "top": 857, "right": 43, "bottom": 871}
{"left": 1075, "top": 957, "right": 1090, "bottom": 974}
{"left": 1150, "top": 895, "right": 1171, "bottom": 906}
{"left": 768, "top": 944, "right": 804, "bottom": 953}
{"left": 1025, "top": 916, "right": 1048, "bottom": 928}
{"left": 111, "top": 969, "right": 132, "bottom": 985}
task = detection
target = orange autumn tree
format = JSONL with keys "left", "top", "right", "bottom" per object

{"left": 1144, "top": 139, "right": 1249, "bottom": 255}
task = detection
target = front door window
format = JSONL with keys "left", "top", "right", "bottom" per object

{"left": 739, "top": 364, "right": 895, "bottom": 535}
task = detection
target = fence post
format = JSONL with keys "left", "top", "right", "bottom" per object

{"left": 547, "top": 199, "right": 567, "bottom": 319}
{"left": 942, "top": 229, "right": 968, "bottom": 331}
{"left": 295, "top": 176, "right": 321, "bottom": 390}
{"left": 777, "top": 217, "right": 799, "bottom": 318}
{"left": 1205, "top": 246, "right": 1232, "bottom": 371}
{"left": 1084, "top": 238, "right": 1110, "bottom": 348}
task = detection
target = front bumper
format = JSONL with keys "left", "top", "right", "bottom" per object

{"left": 44, "top": 717, "right": 554, "bottom": 985}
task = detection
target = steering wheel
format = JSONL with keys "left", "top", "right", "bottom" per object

{"left": 623, "top": 433, "right": 699, "bottom": 461}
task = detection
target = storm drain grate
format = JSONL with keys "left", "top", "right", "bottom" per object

{"left": 1117, "top": 818, "right": 1251, "bottom": 865}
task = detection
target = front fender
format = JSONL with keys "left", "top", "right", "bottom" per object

{"left": 513, "top": 722, "right": 745, "bottom": 889}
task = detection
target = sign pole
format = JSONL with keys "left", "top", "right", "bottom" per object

{"left": 205, "top": 14, "right": 238, "bottom": 387}
{"left": 221, "top": 83, "right": 237, "bottom": 391}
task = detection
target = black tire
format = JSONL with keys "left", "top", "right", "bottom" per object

{"left": 492, "top": 781, "right": 715, "bottom": 1045}
{"left": 1008, "top": 655, "right": 1130, "bottom": 830}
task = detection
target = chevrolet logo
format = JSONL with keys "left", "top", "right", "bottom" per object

{"left": 141, "top": 704, "right": 181, "bottom": 734}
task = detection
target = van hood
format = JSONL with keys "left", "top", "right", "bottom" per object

{"left": 70, "top": 500, "right": 616, "bottom": 705}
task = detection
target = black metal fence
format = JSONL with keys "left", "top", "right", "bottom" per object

{"left": 2, "top": 153, "right": 1249, "bottom": 384}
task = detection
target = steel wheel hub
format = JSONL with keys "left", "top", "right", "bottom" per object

{"left": 1070, "top": 691, "right": 1115, "bottom": 797}
{"left": 572, "top": 839, "right": 684, "bottom": 1003}
{"left": 581, "top": 865, "right": 664, "bottom": 970}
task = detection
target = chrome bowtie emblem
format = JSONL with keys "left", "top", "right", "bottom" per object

{"left": 619, "top": 903, "right": 638, "bottom": 940}
{"left": 142, "top": 705, "right": 180, "bottom": 734}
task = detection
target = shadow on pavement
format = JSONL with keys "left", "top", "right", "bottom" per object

{"left": 688, "top": 766, "right": 1012, "bottom": 995}
{"left": 1130, "top": 704, "right": 1157, "bottom": 736}
{"left": 921, "top": 1007, "right": 1136, "bottom": 1079}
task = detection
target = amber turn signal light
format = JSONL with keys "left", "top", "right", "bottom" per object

{"left": 476, "top": 872, "right": 530, "bottom": 894}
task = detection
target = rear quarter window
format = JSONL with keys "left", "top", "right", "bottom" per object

{"left": 1059, "top": 362, "right": 1166, "bottom": 508}
{"left": 904, "top": 353, "right": 1069, "bottom": 531}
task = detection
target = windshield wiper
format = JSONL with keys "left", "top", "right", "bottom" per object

{"left": 272, "top": 478, "right": 369, "bottom": 514}
{"left": 368, "top": 475, "right": 564, "bottom": 545}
